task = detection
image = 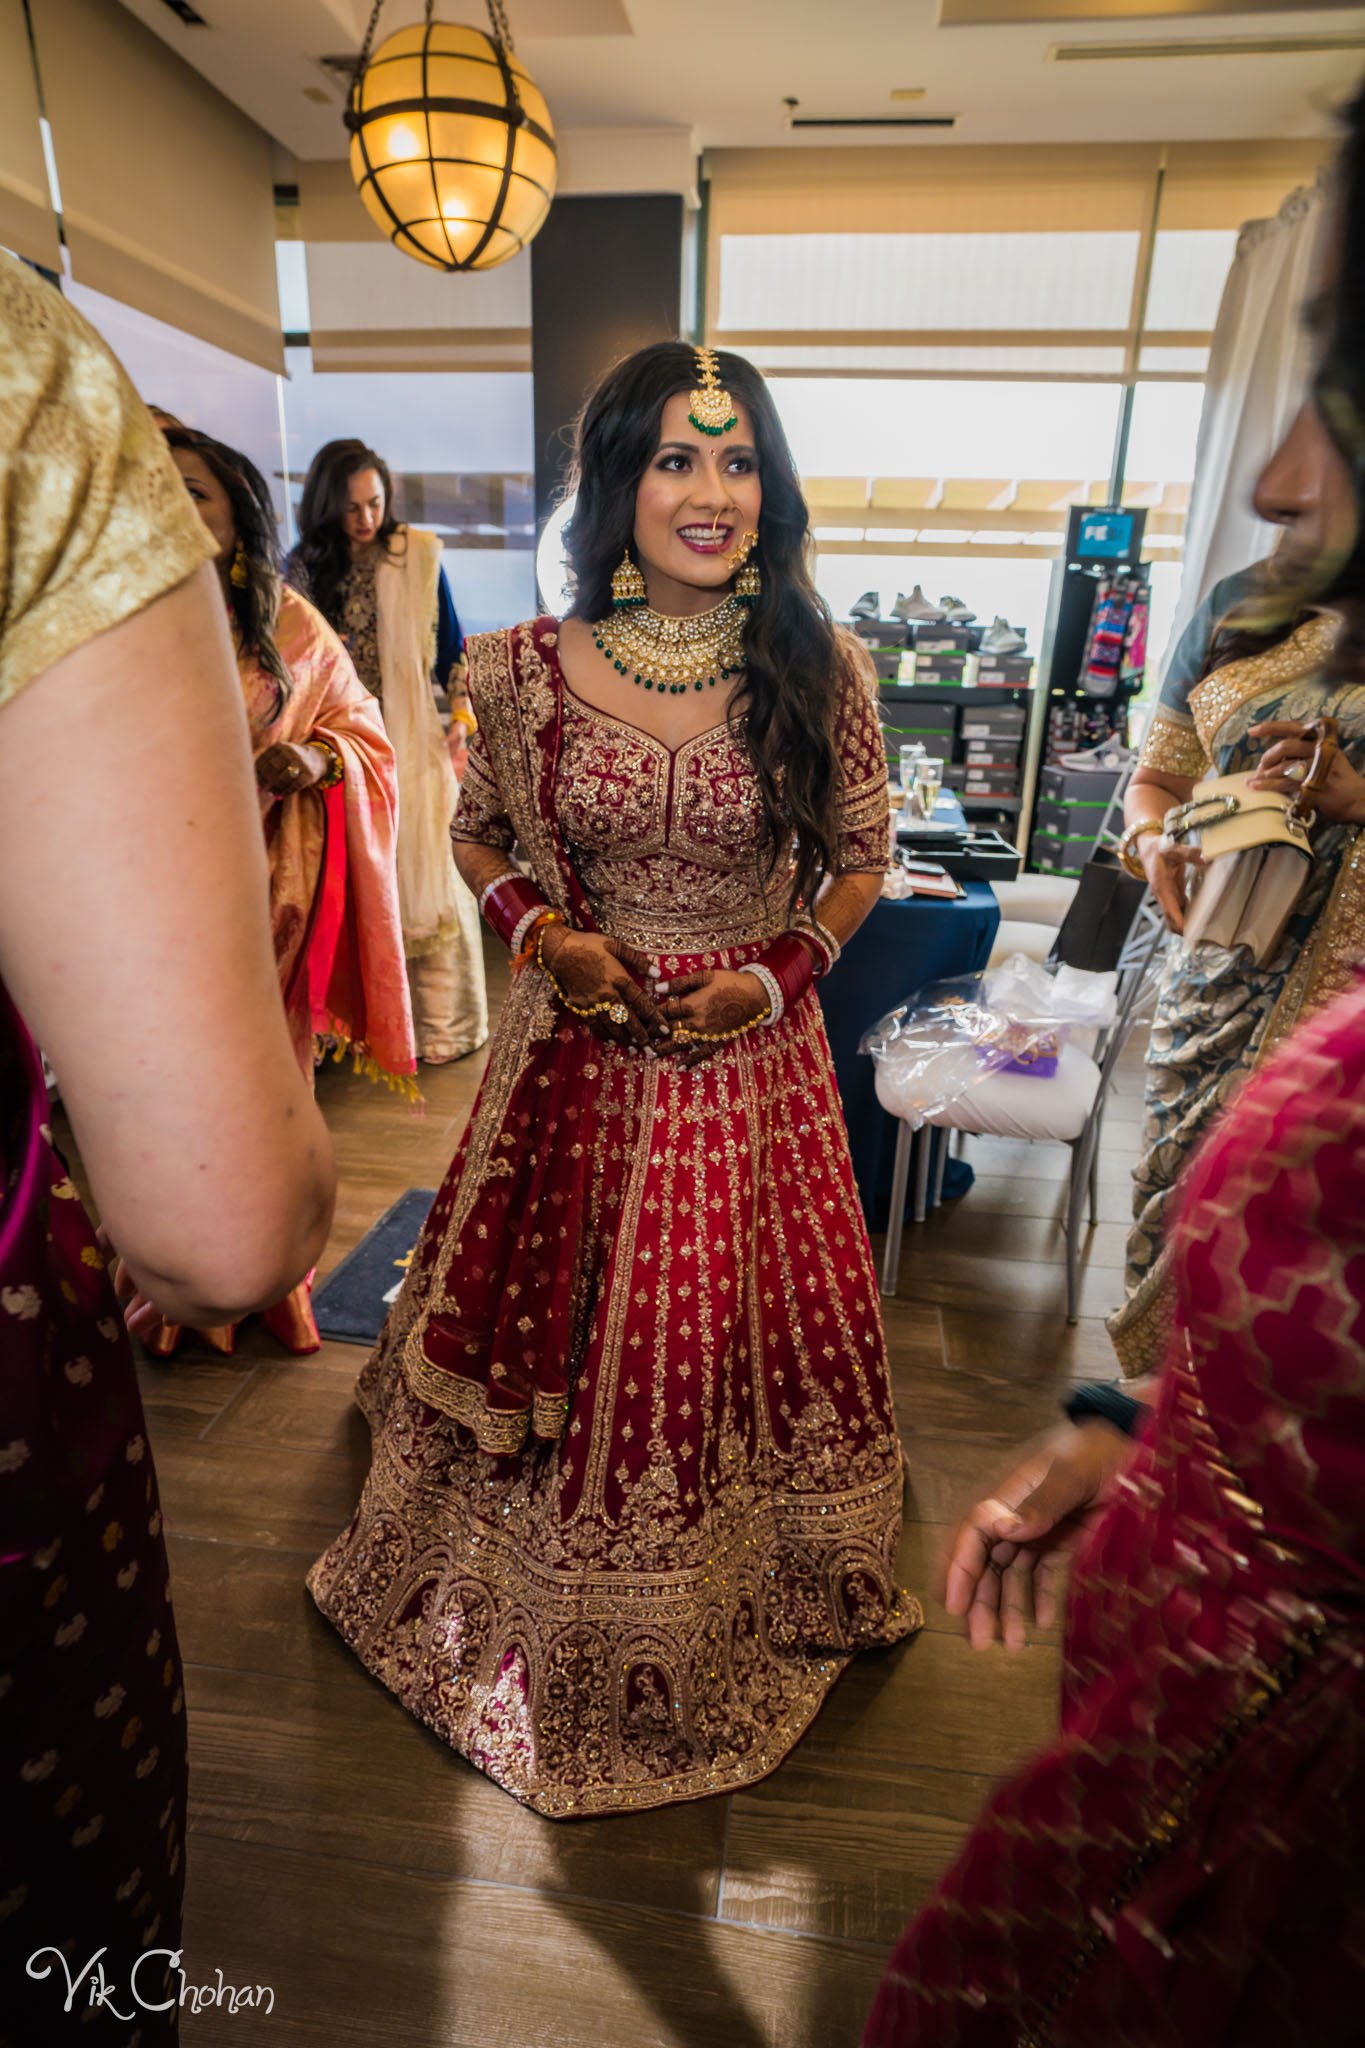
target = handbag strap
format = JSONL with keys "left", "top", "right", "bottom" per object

{"left": 1293, "top": 716, "right": 1341, "bottom": 819}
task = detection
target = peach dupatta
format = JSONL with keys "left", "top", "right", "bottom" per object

{"left": 245, "top": 586, "right": 416, "bottom": 1092}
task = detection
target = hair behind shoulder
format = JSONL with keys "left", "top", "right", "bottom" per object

{"left": 289, "top": 439, "right": 400, "bottom": 626}
{"left": 561, "top": 339, "right": 843, "bottom": 913}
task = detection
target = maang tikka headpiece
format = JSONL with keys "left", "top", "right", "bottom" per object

{"left": 688, "top": 347, "right": 739, "bottom": 438}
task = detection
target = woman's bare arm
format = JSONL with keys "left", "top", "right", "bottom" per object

{"left": 0, "top": 564, "right": 335, "bottom": 1326}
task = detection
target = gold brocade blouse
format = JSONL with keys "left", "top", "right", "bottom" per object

{"left": 0, "top": 252, "right": 213, "bottom": 709}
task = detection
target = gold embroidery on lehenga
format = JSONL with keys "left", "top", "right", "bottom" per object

{"left": 309, "top": 616, "right": 919, "bottom": 1816}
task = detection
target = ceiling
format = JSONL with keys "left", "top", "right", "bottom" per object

{"left": 114, "top": 0, "right": 1365, "bottom": 160}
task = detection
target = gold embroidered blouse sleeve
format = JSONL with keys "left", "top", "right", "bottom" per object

{"left": 832, "top": 630, "right": 892, "bottom": 873}
{"left": 451, "top": 726, "right": 516, "bottom": 851}
{"left": 0, "top": 252, "right": 215, "bottom": 709}
{"left": 1139, "top": 707, "right": 1209, "bottom": 781}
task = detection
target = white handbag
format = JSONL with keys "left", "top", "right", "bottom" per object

{"left": 1163, "top": 717, "right": 1338, "bottom": 967}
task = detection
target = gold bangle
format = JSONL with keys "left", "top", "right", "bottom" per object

{"left": 1118, "top": 817, "right": 1162, "bottom": 881}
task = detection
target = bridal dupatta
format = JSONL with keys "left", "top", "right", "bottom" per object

{"left": 247, "top": 587, "right": 415, "bottom": 1091}
{"left": 864, "top": 979, "right": 1365, "bottom": 2047}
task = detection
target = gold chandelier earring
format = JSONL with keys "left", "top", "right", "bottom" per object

{"left": 727, "top": 524, "right": 761, "bottom": 605}
{"left": 229, "top": 541, "right": 249, "bottom": 588}
{"left": 611, "top": 549, "right": 647, "bottom": 610}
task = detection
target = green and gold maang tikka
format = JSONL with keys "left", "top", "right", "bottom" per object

{"left": 688, "top": 347, "right": 738, "bottom": 438}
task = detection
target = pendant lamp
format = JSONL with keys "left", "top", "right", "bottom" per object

{"left": 346, "top": 0, "right": 557, "bottom": 272}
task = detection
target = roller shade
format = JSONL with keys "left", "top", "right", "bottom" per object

{"left": 705, "top": 138, "right": 1333, "bottom": 378}
{"left": 31, "top": 0, "right": 282, "bottom": 370}
{"left": 0, "top": 0, "right": 59, "bottom": 269}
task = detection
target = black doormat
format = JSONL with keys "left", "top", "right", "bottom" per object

{"left": 312, "top": 1187, "right": 436, "bottom": 1345}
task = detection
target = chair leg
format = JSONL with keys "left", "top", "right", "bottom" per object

{"left": 1088, "top": 1105, "right": 1105, "bottom": 1228}
{"left": 931, "top": 1128, "right": 949, "bottom": 1208}
{"left": 1064, "top": 1139, "right": 1084, "bottom": 1324}
{"left": 913, "top": 1127, "right": 932, "bottom": 1225}
{"left": 881, "top": 1119, "right": 914, "bottom": 1297}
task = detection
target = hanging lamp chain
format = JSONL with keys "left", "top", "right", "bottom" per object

{"left": 352, "top": 1, "right": 519, "bottom": 88}
{"left": 485, "top": 0, "right": 515, "bottom": 52}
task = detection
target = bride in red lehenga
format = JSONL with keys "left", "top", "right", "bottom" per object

{"left": 309, "top": 342, "right": 921, "bottom": 1814}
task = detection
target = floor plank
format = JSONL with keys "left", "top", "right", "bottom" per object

{"left": 180, "top": 1836, "right": 886, "bottom": 2048}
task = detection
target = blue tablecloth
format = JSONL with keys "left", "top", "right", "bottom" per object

{"left": 817, "top": 878, "right": 1000, "bottom": 1228}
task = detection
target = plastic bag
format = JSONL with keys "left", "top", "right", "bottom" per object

{"left": 984, "top": 954, "right": 1118, "bottom": 1029}
{"left": 860, "top": 955, "right": 1117, "bottom": 1129}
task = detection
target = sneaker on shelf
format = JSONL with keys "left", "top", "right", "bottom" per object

{"left": 849, "top": 590, "right": 882, "bottom": 622}
{"left": 892, "top": 585, "right": 946, "bottom": 623}
{"left": 1056, "top": 742, "right": 1135, "bottom": 773}
{"left": 980, "top": 616, "right": 1027, "bottom": 655}
{"left": 938, "top": 596, "right": 977, "bottom": 624}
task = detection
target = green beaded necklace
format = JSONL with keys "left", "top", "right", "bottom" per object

{"left": 590, "top": 593, "right": 748, "bottom": 697}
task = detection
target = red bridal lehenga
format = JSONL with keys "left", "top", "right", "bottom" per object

{"left": 309, "top": 617, "right": 921, "bottom": 1815}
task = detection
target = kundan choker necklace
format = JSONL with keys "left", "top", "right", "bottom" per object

{"left": 592, "top": 593, "right": 747, "bottom": 695}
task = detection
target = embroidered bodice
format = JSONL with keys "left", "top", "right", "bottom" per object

{"left": 455, "top": 618, "right": 892, "bottom": 959}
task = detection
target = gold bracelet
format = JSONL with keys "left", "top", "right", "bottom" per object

{"left": 1118, "top": 817, "right": 1162, "bottom": 881}
{"left": 674, "top": 1006, "right": 772, "bottom": 1046}
{"left": 535, "top": 926, "right": 630, "bottom": 1028}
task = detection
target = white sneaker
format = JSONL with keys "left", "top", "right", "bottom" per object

{"left": 850, "top": 590, "right": 882, "bottom": 622}
{"left": 892, "top": 585, "right": 945, "bottom": 623}
{"left": 980, "top": 617, "right": 1027, "bottom": 655}
{"left": 938, "top": 595, "right": 977, "bottom": 624}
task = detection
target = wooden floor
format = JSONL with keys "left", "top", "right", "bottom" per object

{"left": 80, "top": 942, "right": 1147, "bottom": 2047}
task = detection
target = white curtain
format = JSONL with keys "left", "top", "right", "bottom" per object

{"left": 1163, "top": 169, "right": 1330, "bottom": 660}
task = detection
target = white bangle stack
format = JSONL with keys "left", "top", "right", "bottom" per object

{"left": 742, "top": 963, "right": 784, "bottom": 1028}
{"left": 509, "top": 904, "right": 549, "bottom": 958}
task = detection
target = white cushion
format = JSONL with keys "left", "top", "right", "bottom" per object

{"left": 876, "top": 1041, "right": 1100, "bottom": 1143}
{"left": 993, "top": 876, "right": 1079, "bottom": 927}
{"left": 987, "top": 919, "right": 1057, "bottom": 969}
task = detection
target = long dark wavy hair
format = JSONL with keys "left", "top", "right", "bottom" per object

{"left": 164, "top": 427, "right": 291, "bottom": 718}
{"left": 288, "top": 438, "right": 400, "bottom": 629}
{"left": 563, "top": 341, "right": 843, "bottom": 915}
{"left": 1208, "top": 83, "right": 1365, "bottom": 686}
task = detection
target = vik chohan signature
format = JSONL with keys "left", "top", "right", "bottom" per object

{"left": 28, "top": 1945, "right": 275, "bottom": 2019}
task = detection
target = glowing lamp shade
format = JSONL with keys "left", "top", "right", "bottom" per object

{"left": 347, "top": 19, "right": 557, "bottom": 273}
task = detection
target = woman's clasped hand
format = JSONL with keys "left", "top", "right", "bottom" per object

{"left": 536, "top": 923, "right": 768, "bottom": 1062}
{"left": 254, "top": 738, "right": 331, "bottom": 795}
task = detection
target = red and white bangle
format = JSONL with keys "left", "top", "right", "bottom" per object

{"left": 794, "top": 922, "right": 840, "bottom": 976}
{"left": 743, "top": 931, "right": 818, "bottom": 1028}
{"left": 478, "top": 871, "right": 548, "bottom": 951}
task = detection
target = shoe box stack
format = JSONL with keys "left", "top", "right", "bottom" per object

{"left": 1032, "top": 762, "right": 1123, "bottom": 875}
{"left": 959, "top": 698, "right": 1027, "bottom": 807}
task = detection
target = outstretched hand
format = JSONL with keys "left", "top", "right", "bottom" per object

{"left": 940, "top": 1421, "right": 1136, "bottom": 1650}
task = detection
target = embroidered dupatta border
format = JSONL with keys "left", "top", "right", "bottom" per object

{"left": 399, "top": 619, "right": 590, "bottom": 1441}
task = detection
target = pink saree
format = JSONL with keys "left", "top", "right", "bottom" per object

{"left": 253, "top": 587, "right": 414, "bottom": 1093}
{"left": 147, "top": 589, "right": 413, "bottom": 1357}
{"left": 864, "top": 978, "right": 1365, "bottom": 2046}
